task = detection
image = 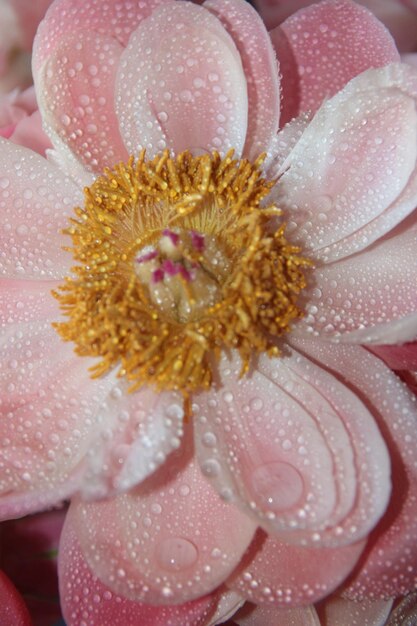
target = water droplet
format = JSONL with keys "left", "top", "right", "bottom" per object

{"left": 201, "top": 459, "right": 221, "bottom": 478}
{"left": 250, "top": 397, "right": 263, "bottom": 411}
{"left": 250, "top": 462, "right": 304, "bottom": 512}
{"left": 156, "top": 537, "right": 198, "bottom": 572}
{"left": 202, "top": 431, "right": 217, "bottom": 448}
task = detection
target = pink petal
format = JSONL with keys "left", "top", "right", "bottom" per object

{"left": 227, "top": 529, "right": 365, "bottom": 607}
{"left": 80, "top": 382, "right": 186, "bottom": 498}
{"left": 0, "top": 137, "right": 81, "bottom": 279}
{"left": 33, "top": 0, "right": 170, "bottom": 71}
{"left": 276, "top": 64, "right": 417, "bottom": 263}
{"left": 206, "top": 589, "right": 244, "bottom": 626}
{"left": 0, "top": 570, "right": 32, "bottom": 626}
{"left": 263, "top": 111, "right": 311, "bottom": 174}
{"left": 386, "top": 591, "right": 417, "bottom": 625}
{"left": 35, "top": 30, "right": 128, "bottom": 173}
{"left": 10, "top": 110, "right": 52, "bottom": 155}
{"left": 204, "top": 0, "right": 280, "bottom": 159}
{"left": 297, "top": 222, "right": 417, "bottom": 345}
{"left": 194, "top": 350, "right": 390, "bottom": 547}
{"left": 234, "top": 602, "right": 320, "bottom": 626}
{"left": 115, "top": 1, "right": 248, "bottom": 157}
{"left": 0, "top": 284, "right": 118, "bottom": 519}
{"left": 69, "top": 433, "right": 257, "bottom": 604}
{"left": 59, "top": 513, "right": 218, "bottom": 626}
{"left": 370, "top": 341, "right": 417, "bottom": 370}
{"left": 291, "top": 338, "right": 417, "bottom": 598}
{"left": 270, "top": 0, "right": 399, "bottom": 124}
{"left": 318, "top": 596, "right": 393, "bottom": 626}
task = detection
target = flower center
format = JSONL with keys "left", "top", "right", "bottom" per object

{"left": 135, "top": 228, "right": 230, "bottom": 323}
{"left": 53, "top": 150, "right": 311, "bottom": 397}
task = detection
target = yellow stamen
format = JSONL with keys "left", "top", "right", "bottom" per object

{"left": 53, "top": 149, "right": 312, "bottom": 396}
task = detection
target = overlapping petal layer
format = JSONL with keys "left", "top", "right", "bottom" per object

{"left": 59, "top": 516, "right": 219, "bottom": 626}
{"left": 0, "top": 0, "right": 416, "bottom": 622}
{"left": 194, "top": 350, "right": 390, "bottom": 547}
{"left": 115, "top": 1, "right": 248, "bottom": 158}
{"left": 68, "top": 436, "right": 257, "bottom": 604}
{"left": 269, "top": 0, "right": 399, "bottom": 124}
{"left": 227, "top": 529, "right": 365, "bottom": 607}
{"left": 276, "top": 64, "right": 417, "bottom": 263}
{"left": 291, "top": 338, "right": 417, "bottom": 598}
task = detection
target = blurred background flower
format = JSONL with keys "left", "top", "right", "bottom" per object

{"left": 0, "top": 0, "right": 53, "bottom": 93}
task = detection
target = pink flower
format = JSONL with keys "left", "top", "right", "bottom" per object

{"left": 0, "top": 0, "right": 53, "bottom": 93}
{"left": 1, "top": 0, "right": 417, "bottom": 624}
{"left": 0, "top": 86, "right": 51, "bottom": 154}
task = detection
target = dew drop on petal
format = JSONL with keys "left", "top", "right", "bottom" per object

{"left": 156, "top": 537, "right": 198, "bottom": 572}
{"left": 250, "top": 462, "right": 305, "bottom": 512}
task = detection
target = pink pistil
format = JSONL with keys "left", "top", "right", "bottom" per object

{"left": 136, "top": 249, "right": 158, "bottom": 264}
{"left": 162, "top": 229, "right": 180, "bottom": 246}
{"left": 152, "top": 268, "right": 165, "bottom": 283}
{"left": 162, "top": 259, "right": 193, "bottom": 282}
{"left": 191, "top": 231, "right": 205, "bottom": 252}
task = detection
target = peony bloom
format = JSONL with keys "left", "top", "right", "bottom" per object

{"left": 1, "top": 0, "right": 417, "bottom": 624}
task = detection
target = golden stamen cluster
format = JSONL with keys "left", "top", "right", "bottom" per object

{"left": 53, "top": 149, "right": 311, "bottom": 397}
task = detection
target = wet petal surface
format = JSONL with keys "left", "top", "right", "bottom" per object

{"left": 292, "top": 338, "right": 417, "bottom": 598}
{"left": 116, "top": 1, "right": 248, "bottom": 157}
{"left": 194, "top": 350, "right": 390, "bottom": 547}
{"left": 70, "top": 431, "right": 256, "bottom": 605}
{"left": 59, "top": 514, "right": 218, "bottom": 626}
{"left": 271, "top": 0, "right": 399, "bottom": 124}
{"left": 297, "top": 223, "right": 417, "bottom": 345}
{"left": 227, "top": 528, "right": 364, "bottom": 607}
{"left": 204, "top": 0, "right": 280, "bottom": 159}
{"left": 276, "top": 64, "right": 417, "bottom": 263}
{"left": 0, "top": 138, "right": 81, "bottom": 279}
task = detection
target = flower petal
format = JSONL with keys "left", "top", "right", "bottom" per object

{"left": 227, "top": 528, "right": 365, "bottom": 607}
{"left": 291, "top": 338, "right": 417, "bottom": 598}
{"left": 0, "top": 138, "right": 81, "bottom": 279}
{"left": 276, "top": 64, "right": 417, "bottom": 263}
{"left": 194, "top": 350, "right": 390, "bottom": 547}
{"left": 206, "top": 589, "right": 244, "bottom": 626}
{"left": 0, "top": 571, "right": 32, "bottom": 626}
{"left": 234, "top": 603, "right": 321, "bottom": 626}
{"left": 80, "top": 382, "right": 185, "bottom": 498}
{"left": 270, "top": 0, "right": 399, "bottom": 124}
{"left": 59, "top": 513, "right": 218, "bottom": 626}
{"left": 296, "top": 222, "right": 417, "bottom": 345}
{"left": 10, "top": 110, "right": 52, "bottom": 155}
{"left": 32, "top": 0, "right": 170, "bottom": 70}
{"left": 115, "top": 1, "right": 248, "bottom": 157}
{"left": 370, "top": 341, "right": 417, "bottom": 370}
{"left": 204, "top": 0, "right": 280, "bottom": 159}
{"left": 70, "top": 432, "right": 257, "bottom": 604}
{"left": 0, "top": 285, "right": 117, "bottom": 519}
{"left": 319, "top": 596, "right": 393, "bottom": 626}
{"left": 35, "top": 30, "right": 128, "bottom": 172}
{"left": 386, "top": 591, "right": 417, "bottom": 625}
